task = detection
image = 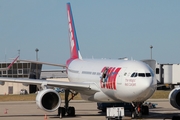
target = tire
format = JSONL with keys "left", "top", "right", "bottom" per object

{"left": 131, "top": 111, "right": 136, "bottom": 119}
{"left": 58, "top": 107, "right": 66, "bottom": 118}
{"left": 102, "top": 108, "right": 106, "bottom": 112}
{"left": 142, "top": 106, "right": 149, "bottom": 115}
{"left": 138, "top": 112, "right": 142, "bottom": 118}
{"left": 172, "top": 116, "right": 180, "bottom": 120}
{"left": 67, "top": 107, "right": 75, "bottom": 116}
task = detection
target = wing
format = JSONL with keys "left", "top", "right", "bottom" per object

{"left": 17, "top": 59, "right": 66, "bottom": 68}
{"left": 0, "top": 77, "right": 100, "bottom": 95}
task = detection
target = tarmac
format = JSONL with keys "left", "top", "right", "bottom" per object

{"left": 0, "top": 99, "right": 180, "bottom": 120}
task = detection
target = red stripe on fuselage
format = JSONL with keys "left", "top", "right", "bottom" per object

{"left": 100, "top": 67, "right": 121, "bottom": 90}
{"left": 106, "top": 67, "right": 115, "bottom": 89}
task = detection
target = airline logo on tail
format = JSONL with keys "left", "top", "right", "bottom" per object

{"left": 67, "top": 3, "right": 82, "bottom": 59}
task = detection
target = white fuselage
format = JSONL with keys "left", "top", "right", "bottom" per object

{"left": 67, "top": 58, "right": 156, "bottom": 103}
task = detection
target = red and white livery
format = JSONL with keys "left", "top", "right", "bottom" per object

{"left": 0, "top": 3, "right": 158, "bottom": 119}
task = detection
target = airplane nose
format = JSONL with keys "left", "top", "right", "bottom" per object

{"left": 140, "top": 78, "right": 153, "bottom": 90}
{"left": 122, "top": 77, "right": 155, "bottom": 102}
{"left": 136, "top": 77, "right": 155, "bottom": 100}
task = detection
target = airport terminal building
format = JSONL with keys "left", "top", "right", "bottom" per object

{"left": 0, "top": 62, "right": 42, "bottom": 94}
{"left": 0, "top": 61, "right": 68, "bottom": 95}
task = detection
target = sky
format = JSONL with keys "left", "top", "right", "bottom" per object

{"left": 0, "top": 0, "right": 180, "bottom": 69}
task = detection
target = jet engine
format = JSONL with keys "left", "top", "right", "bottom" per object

{"left": 169, "top": 87, "right": 180, "bottom": 109}
{"left": 36, "top": 89, "right": 61, "bottom": 112}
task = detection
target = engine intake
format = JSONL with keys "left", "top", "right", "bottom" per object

{"left": 36, "top": 89, "right": 61, "bottom": 112}
{"left": 169, "top": 87, "right": 180, "bottom": 110}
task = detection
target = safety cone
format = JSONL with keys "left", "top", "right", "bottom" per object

{"left": 44, "top": 114, "right": 48, "bottom": 120}
{"left": 4, "top": 109, "right": 8, "bottom": 114}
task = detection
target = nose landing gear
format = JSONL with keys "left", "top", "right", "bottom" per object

{"left": 131, "top": 102, "right": 149, "bottom": 119}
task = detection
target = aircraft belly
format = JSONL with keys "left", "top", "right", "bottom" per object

{"left": 115, "top": 86, "right": 139, "bottom": 102}
{"left": 80, "top": 90, "right": 121, "bottom": 102}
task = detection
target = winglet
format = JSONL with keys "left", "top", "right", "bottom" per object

{"left": 7, "top": 56, "right": 19, "bottom": 69}
{"left": 67, "top": 3, "right": 82, "bottom": 60}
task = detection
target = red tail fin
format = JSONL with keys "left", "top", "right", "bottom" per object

{"left": 67, "top": 3, "right": 82, "bottom": 59}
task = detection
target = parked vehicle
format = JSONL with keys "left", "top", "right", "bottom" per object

{"left": 20, "top": 89, "right": 28, "bottom": 95}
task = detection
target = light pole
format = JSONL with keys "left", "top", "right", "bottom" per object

{"left": 35, "top": 48, "right": 39, "bottom": 61}
{"left": 150, "top": 45, "right": 153, "bottom": 59}
{"left": 35, "top": 48, "right": 39, "bottom": 79}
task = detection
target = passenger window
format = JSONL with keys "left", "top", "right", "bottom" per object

{"left": 138, "top": 73, "right": 145, "bottom": 77}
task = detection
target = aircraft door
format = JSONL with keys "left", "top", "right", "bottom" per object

{"left": 117, "top": 68, "right": 127, "bottom": 85}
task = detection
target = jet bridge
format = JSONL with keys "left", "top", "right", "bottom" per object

{"left": 156, "top": 63, "right": 180, "bottom": 89}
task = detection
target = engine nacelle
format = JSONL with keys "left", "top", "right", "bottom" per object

{"left": 169, "top": 87, "right": 180, "bottom": 110}
{"left": 36, "top": 89, "right": 61, "bottom": 112}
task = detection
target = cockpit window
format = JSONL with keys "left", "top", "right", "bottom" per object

{"left": 131, "top": 72, "right": 152, "bottom": 77}
{"left": 138, "top": 73, "right": 145, "bottom": 77}
{"left": 146, "top": 73, "right": 151, "bottom": 77}
{"left": 131, "top": 72, "right": 137, "bottom": 77}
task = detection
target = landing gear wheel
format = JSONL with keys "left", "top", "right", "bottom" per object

{"left": 138, "top": 112, "right": 142, "bottom": 118}
{"left": 131, "top": 111, "right": 136, "bottom": 119}
{"left": 142, "top": 106, "right": 149, "bottom": 115}
{"left": 131, "top": 110, "right": 142, "bottom": 119}
{"left": 102, "top": 108, "right": 106, "bottom": 112}
{"left": 67, "top": 107, "right": 75, "bottom": 116}
{"left": 57, "top": 89, "right": 78, "bottom": 118}
{"left": 58, "top": 107, "right": 65, "bottom": 118}
{"left": 131, "top": 102, "right": 145, "bottom": 119}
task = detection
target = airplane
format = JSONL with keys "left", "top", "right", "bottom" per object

{"left": 0, "top": 3, "right": 179, "bottom": 119}
{"left": 0, "top": 3, "right": 156, "bottom": 118}
{"left": 0, "top": 56, "right": 19, "bottom": 71}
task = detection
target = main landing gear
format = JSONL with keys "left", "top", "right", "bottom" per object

{"left": 58, "top": 89, "right": 78, "bottom": 118}
{"left": 131, "top": 102, "right": 149, "bottom": 119}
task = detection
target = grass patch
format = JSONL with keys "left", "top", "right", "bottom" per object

{"left": 0, "top": 94, "right": 36, "bottom": 101}
{"left": 0, "top": 90, "right": 171, "bottom": 102}
{"left": 150, "top": 90, "right": 170, "bottom": 99}
{"left": 0, "top": 93, "right": 82, "bottom": 102}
